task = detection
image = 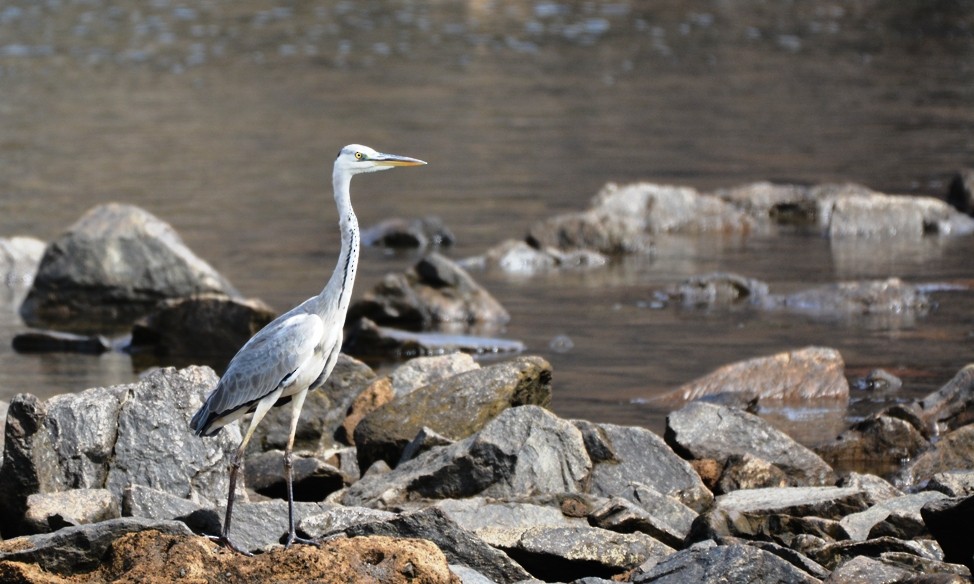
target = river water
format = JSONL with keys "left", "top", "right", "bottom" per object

{"left": 1, "top": 0, "right": 972, "bottom": 445}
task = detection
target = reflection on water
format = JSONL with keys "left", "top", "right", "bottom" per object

{"left": 1, "top": 1, "right": 972, "bottom": 446}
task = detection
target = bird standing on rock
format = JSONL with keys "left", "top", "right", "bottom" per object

{"left": 190, "top": 144, "right": 426, "bottom": 554}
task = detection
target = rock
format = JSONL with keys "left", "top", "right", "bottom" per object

{"left": 836, "top": 472, "right": 904, "bottom": 505}
{"left": 129, "top": 294, "right": 276, "bottom": 359}
{"left": 348, "top": 252, "right": 509, "bottom": 328}
{"left": 344, "top": 317, "right": 525, "bottom": 359}
{"left": 916, "top": 364, "right": 974, "bottom": 433}
{"left": 344, "top": 507, "right": 533, "bottom": 583}
{"left": 921, "top": 495, "right": 974, "bottom": 573}
{"left": 946, "top": 169, "right": 974, "bottom": 216}
{"left": 587, "top": 488, "right": 696, "bottom": 548}
{"left": 343, "top": 406, "right": 590, "bottom": 507}
{"left": 0, "top": 529, "right": 461, "bottom": 584}
{"left": 19, "top": 203, "right": 240, "bottom": 330}
{"left": 249, "top": 353, "right": 375, "bottom": 453}
{"left": 711, "top": 181, "right": 821, "bottom": 227}
{"left": 11, "top": 329, "right": 112, "bottom": 354}
{"left": 826, "top": 189, "right": 974, "bottom": 238}
{"left": 362, "top": 216, "right": 455, "bottom": 248}
{"left": 353, "top": 356, "right": 552, "bottom": 469}
{"left": 899, "top": 424, "right": 974, "bottom": 488}
{"left": 824, "top": 555, "right": 914, "bottom": 584}
{"left": 0, "top": 236, "right": 45, "bottom": 287}
{"left": 298, "top": 506, "right": 397, "bottom": 540}
{"left": 584, "top": 422, "right": 713, "bottom": 512}
{"left": 0, "top": 400, "right": 7, "bottom": 456}
{"left": 631, "top": 540, "right": 822, "bottom": 583}
{"left": 839, "top": 491, "right": 947, "bottom": 541}
{"left": 666, "top": 272, "right": 770, "bottom": 307}
{"left": 709, "top": 486, "right": 872, "bottom": 519}
{"left": 666, "top": 402, "right": 836, "bottom": 487}
{"left": 244, "top": 450, "right": 345, "bottom": 502}
{"left": 503, "top": 525, "right": 674, "bottom": 582}
{"left": 210, "top": 499, "right": 332, "bottom": 553}
{"left": 23, "top": 488, "right": 120, "bottom": 534}
{"left": 465, "top": 239, "right": 608, "bottom": 274}
{"left": 399, "top": 427, "right": 456, "bottom": 464}
{"left": 338, "top": 377, "right": 395, "bottom": 446}
{"left": 655, "top": 346, "right": 849, "bottom": 406}
{"left": 850, "top": 368, "right": 903, "bottom": 393}
{"left": 0, "top": 367, "right": 239, "bottom": 537}
{"left": 433, "top": 497, "right": 587, "bottom": 547}
{"left": 808, "top": 536, "right": 950, "bottom": 572}
{"left": 716, "top": 454, "right": 791, "bottom": 493}
{"left": 926, "top": 470, "right": 974, "bottom": 497}
{"left": 122, "top": 484, "right": 206, "bottom": 522}
{"left": 773, "top": 278, "right": 931, "bottom": 319}
{"left": 816, "top": 413, "right": 929, "bottom": 472}
{"left": 0, "top": 517, "right": 192, "bottom": 576}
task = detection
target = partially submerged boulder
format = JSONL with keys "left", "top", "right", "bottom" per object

{"left": 361, "top": 216, "right": 455, "bottom": 249}
{"left": 19, "top": 203, "right": 240, "bottom": 330}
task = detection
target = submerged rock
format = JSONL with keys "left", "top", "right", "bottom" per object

{"left": 19, "top": 203, "right": 240, "bottom": 330}
{"left": 11, "top": 329, "right": 112, "bottom": 354}
{"left": 343, "top": 317, "right": 524, "bottom": 359}
{"left": 361, "top": 216, "right": 455, "bottom": 248}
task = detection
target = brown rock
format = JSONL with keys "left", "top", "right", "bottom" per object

{"left": 337, "top": 377, "right": 395, "bottom": 445}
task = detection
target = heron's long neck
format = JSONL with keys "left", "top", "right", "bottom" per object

{"left": 319, "top": 172, "right": 359, "bottom": 316}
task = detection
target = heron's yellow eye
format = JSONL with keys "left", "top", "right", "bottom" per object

{"left": 354, "top": 152, "right": 364, "bottom": 160}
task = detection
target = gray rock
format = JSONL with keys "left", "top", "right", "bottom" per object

{"left": 666, "top": 402, "right": 836, "bottom": 487}
{"left": 0, "top": 236, "right": 45, "bottom": 287}
{"left": 824, "top": 555, "right": 913, "bottom": 584}
{"left": 840, "top": 491, "right": 947, "bottom": 541}
{"left": 343, "top": 405, "right": 590, "bottom": 507}
{"left": 399, "top": 426, "right": 456, "bottom": 464}
{"left": 389, "top": 353, "right": 481, "bottom": 398}
{"left": 710, "top": 486, "right": 873, "bottom": 519}
{"left": 122, "top": 483, "right": 206, "bottom": 522}
{"left": 466, "top": 239, "right": 607, "bottom": 274}
{"left": 23, "top": 488, "right": 120, "bottom": 534}
{"left": 921, "top": 495, "right": 974, "bottom": 573}
{"left": 344, "top": 316, "right": 526, "bottom": 360}
{"left": 827, "top": 190, "right": 974, "bottom": 238}
{"left": 917, "top": 364, "right": 974, "bottom": 433}
{"left": 900, "top": 424, "right": 974, "bottom": 488}
{"left": 504, "top": 525, "right": 674, "bottom": 582}
{"left": 433, "top": 497, "right": 587, "bottom": 548}
{"left": 667, "top": 272, "right": 770, "bottom": 307}
{"left": 19, "top": 203, "right": 239, "bottom": 329}
{"left": 449, "top": 564, "right": 499, "bottom": 584}
{"left": 586, "top": 422, "right": 713, "bottom": 513}
{"left": 0, "top": 366, "right": 239, "bottom": 537}
{"left": 588, "top": 488, "right": 696, "bottom": 548}
{"left": 817, "top": 413, "right": 929, "bottom": 471}
{"left": 354, "top": 356, "right": 552, "bottom": 470}
{"left": 349, "top": 252, "right": 510, "bottom": 328}
{"left": 297, "top": 506, "right": 396, "bottom": 540}
{"left": 773, "top": 278, "right": 932, "bottom": 319}
{"left": 213, "top": 499, "right": 332, "bottom": 552}
{"left": 808, "top": 536, "right": 947, "bottom": 571}
{"left": 361, "top": 216, "right": 455, "bottom": 248}
{"left": 655, "top": 346, "right": 849, "bottom": 406}
{"left": 129, "top": 293, "right": 276, "bottom": 359}
{"left": 927, "top": 470, "right": 974, "bottom": 497}
{"left": 244, "top": 450, "right": 345, "bottom": 502}
{"left": 632, "top": 541, "right": 822, "bottom": 583}
{"left": 715, "top": 453, "right": 791, "bottom": 493}
{"left": 0, "top": 517, "right": 191, "bottom": 575}
{"left": 743, "top": 540, "right": 831, "bottom": 580}
{"left": 11, "top": 329, "right": 112, "bottom": 354}
{"left": 344, "top": 507, "right": 533, "bottom": 584}
{"left": 836, "top": 472, "right": 904, "bottom": 505}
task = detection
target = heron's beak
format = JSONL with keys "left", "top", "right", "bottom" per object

{"left": 375, "top": 153, "right": 427, "bottom": 167}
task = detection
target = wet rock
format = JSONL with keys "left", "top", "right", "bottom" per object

{"left": 850, "top": 368, "right": 903, "bottom": 393}
{"left": 19, "top": 203, "right": 240, "bottom": 330}
{"left": 466, "top": 239, "right": 608, "bottom": 274}
{"left": 297, "top": 506, "right": 397, "bottom": 540}
{"left": 631, "top": 540, "right": 822, "bottom": 584}
{"left": 362, "top": 216, "right": 455, "bottom": 248}
{"left": 946, "top": 168, "right": 974, "bottom": 216}
{"left": 899, "top": 424, "right": 974, "bottom": 488}
{"left": 343, "top": 405, "right": 590, "bottom": 507}
{"left": 344, "top": 507, "right": 533, "bottom": 583}
{"left": 0, "top": 236, "right": 45, "bottom": 286}
{"left": 773, "top": 277, "right": 931, "bottom": 319}
{"left": 839, "top": 491, "right": 946, "bottom": 541}
{"left": 921, "top": 495, "right": 974, "bottom": 573}
{"left": 344, "top": 317, "right": 525, "bottom": 359}
{"left": 666, "top": 272, "right": 770, "bottom": 306}
{"left": 348, "top": 252, "right": 509, "bottom": 328}
{"left": 249, "top": 353, "right": 375, "bottom": 453}
{"left": 926, "top": 470, "right": 974, "bottom": 497}
{"left": 585, "top": 422, "right": 714, "bottom": 513}
{"left": 353, "top": 356, "right": 552, "bottom": 469}
{"left": 916, "top": 364, "right": 974, "bottom": 433}
{"left": 0, "top": 517, "right": 192, "bottom": 576}
{"left": 816, "top": 412, "right": 929, "bottom": 471}
{"left": 11, "top": 329, "right": 112, "bottom": 354}
{"left": 0, "top": 367, "right": 239, "bottom": 537}
{"left": 23, "top": 488, "right": 120, "bottom": 534}
{"left": 655, "top": 346, "right": 849, "bottom": 406}
{"left": 129, "top": 293, "right": 276, "bottom": 359}
{"left": 827, "top": 190, "right": 974, "bottom": 238}
{"left": 712, "top": 181, "right": 822, "bottom": 227}
{"left": 244, "top": 450, "right": 345, "bottom": 502}
{"left": 666, "top": 402, "right": 836, "bottom": 487}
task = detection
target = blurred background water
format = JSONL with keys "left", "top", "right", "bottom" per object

{"left": 0, "top": 0, "right": 972, "bottom": 443}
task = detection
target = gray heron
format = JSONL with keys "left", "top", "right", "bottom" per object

{"left": 190, "top": 144, "right": 426, "bottom": 554}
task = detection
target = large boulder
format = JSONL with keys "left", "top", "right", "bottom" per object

{"left": 19, "top": 203, "right": 240, "bottom": 330}
{"left": 0, "top": 366, "right": 239, "bottom": 537}
{"left": 348, "top": 252, "right": 509, "bottom": 328}
{"left": 353, "top": 355, "right": 552, "bottom": 469}
{"left": 666, "top": 402, "right": 836, "bottom": 488}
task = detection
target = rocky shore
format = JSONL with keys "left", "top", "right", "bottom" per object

{"left": 1, "top": 177, "right": 973, "bottom": 582}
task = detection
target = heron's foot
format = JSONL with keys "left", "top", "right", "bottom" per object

{"left": 205, "top": 533, "right": 254, "bottom": 557}
{"left": 283, "top": 531, "right": 317, "bottom": 549}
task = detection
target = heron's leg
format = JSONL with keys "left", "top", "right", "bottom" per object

{"left": 283, "top": 388, "right": 315, "bottom": 548}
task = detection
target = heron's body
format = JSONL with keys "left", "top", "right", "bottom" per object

{"left": 190, "top": 144, "right": 425, "bottom": 554}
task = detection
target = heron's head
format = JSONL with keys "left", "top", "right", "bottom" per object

{"left": 335, "top": 144, "right": 426, "bottom": 176}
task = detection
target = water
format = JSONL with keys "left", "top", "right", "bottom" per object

{"left": 1, "top": 0, "right": 972, "bottom": 445}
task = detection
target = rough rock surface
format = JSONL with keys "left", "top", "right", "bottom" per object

{"left": 666, "top": 402, "right": 836, "bottom": 487}
{"left": 23, "top": 488, "right": 120, "bottom": 534}
{"left": 19, "top": 203, "right": 240, "bottom": 329}
{"left": 632, "top": 540, "right": 822, "bottom": 583}
{"left": 353, "top": 356, "right": 552, "bottom": 469}
{"left": 348, "top": 252, "right": 509, "bottom": 328}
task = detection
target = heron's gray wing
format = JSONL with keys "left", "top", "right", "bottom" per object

{"left": 192, "top": 313, "right": 324, "bottom": 435}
